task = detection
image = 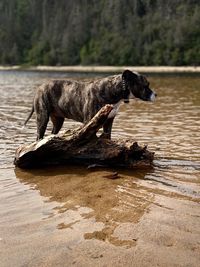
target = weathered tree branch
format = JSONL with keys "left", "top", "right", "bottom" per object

{"left": 14, "top": 105, "right": 154, "bottom": 169}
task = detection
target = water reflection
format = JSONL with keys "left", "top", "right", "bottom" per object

{"left": 15, "top": 166, "right": 152, "bottom": 247}
{"left": 15, "top": 161, "right": 200, "bottom": 248}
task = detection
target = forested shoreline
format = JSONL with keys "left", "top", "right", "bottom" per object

{"left": 0, "top": 0, "right": 199, "bottom": 66}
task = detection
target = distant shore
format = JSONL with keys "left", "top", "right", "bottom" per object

{"left": 0, "top": 65, "right": 200, "bottom": 73}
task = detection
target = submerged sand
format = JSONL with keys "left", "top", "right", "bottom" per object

{"left": 1, "top": 166, "right": 199, "bottom": 267}
{"left": 0, "top": 71, "right": 200, "bottom": 267}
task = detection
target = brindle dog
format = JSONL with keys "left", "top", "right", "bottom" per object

{"left": 24, "top": 70, "right": 156, "bottom": 140}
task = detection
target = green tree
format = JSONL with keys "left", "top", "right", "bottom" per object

{"left": 0, "top": 0, "right": 199, "bottom": 66}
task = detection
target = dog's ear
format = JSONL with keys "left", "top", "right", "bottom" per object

{"left": 122, "top": 70, "right": 138, "bottom": 83}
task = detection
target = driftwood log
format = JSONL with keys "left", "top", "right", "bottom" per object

{"left": 14, "top": 105, "right": 154, "bottom": 169}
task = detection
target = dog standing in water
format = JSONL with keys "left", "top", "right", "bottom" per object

{"left": 24, "top": 70, "right": 156, "bottom": 140}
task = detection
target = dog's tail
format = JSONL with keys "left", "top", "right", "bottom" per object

{"left": 24, "top": 106, "right": 34, "bottom": 126}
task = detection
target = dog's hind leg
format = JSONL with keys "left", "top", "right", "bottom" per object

{"left": 36, "top": 112, "right": 49, "bottom": 140}
{"left": 35, "top": 100, "right": 49, "bottom": 140}
{"left": 51, "top": 115, "right": 64, "bottom": 135}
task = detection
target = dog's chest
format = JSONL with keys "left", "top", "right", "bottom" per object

{"left": 108, "top": 101, "right": 122, "bottom": 119}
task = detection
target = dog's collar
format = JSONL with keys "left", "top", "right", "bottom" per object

{"left": 122, "top": 78, "right": 130, "bottom": 103}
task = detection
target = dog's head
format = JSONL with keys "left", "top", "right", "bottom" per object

{"left": 122, "top": 70, "right": 156, "bottom": 101}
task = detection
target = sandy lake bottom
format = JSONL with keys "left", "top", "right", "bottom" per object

{"left": 0, "top": 70, "right": 200, "bottom": 267}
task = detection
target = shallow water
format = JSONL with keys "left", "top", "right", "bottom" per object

{"left": 0, "top": 70, "right": 200, "bottom": 267}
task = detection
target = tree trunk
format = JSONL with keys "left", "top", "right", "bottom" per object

{"left": 14, "top": 105, "right": 154, "bottom": 169}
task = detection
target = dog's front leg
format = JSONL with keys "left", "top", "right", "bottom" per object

{"left": 101, "top": 117, "right": 114, "bottom": 139}
{"left": 100, "top": 101, "right": 121, "bottom": 139}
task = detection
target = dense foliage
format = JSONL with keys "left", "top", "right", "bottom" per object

{"left": 0, "top": 0, "right": 199, "bottom": 66}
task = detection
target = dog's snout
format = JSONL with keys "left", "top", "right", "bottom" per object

{"left": 150, "top": 92, "right": 156, "bottom": 101}
{"left": 155, "top": 93, "right": 157, "bottom": 97}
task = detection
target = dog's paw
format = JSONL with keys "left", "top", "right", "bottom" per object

{"left": 99, "top": 133, "right": 111, "bottom": 139}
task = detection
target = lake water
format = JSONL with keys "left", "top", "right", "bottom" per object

{"left": 0, "top": 70, "right": 200, "bottom": 267}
